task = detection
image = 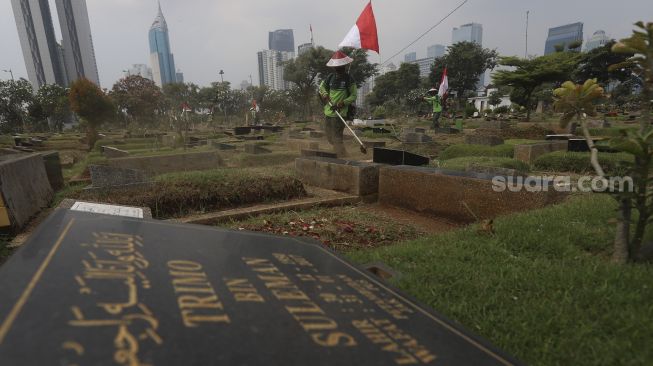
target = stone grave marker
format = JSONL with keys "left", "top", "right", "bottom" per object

{"left": 310, "top": 131, "right": 325, "bottom": 139}
{"left": 101, "top": 146, "right": 130, "bottom": 159}
{"left": 435, "top": 127, "right": 460, "bottom": 135}
{"left": 88, "top": 165, "right": 150, "bottom": 189}
{"left": 244, "top": 144, "right": 272, "bottom": 155}
{"left": 211, "top": 142, "right": 237, "bottom": 151}
{"left": 0, "top": 209, "right": 522, "bottom": 365}
{"left": 234, "top": 127, "right": 252, "bottom": 136}
{"left": 363, "top": 141, "right": 387, "bottom": 149}
{"left": 373, "top": 148, "right": 430, "bottom": 166}
{"left": 301, "top": 149, "right": 338, "bottom": 159}
{"left": 401, "top": 132, "right": 432, "bottom": 144}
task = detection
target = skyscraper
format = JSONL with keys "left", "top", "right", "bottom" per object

{"left": 149, "top": 3, "right": 177, "bottom": 86}
{"left": 269, "top": 29, "right": 295, "bottom": 53}
{"left": 427, "top": 44, "right": 446, "bottom": 59}
{"left": 11, "top": 0, "right": 68, "bottom": 89}
{"left": 544, "top": 22, "right": 583, "bottom": 55}
{"left": 452, "top": 23, "right": 485, "bottom": 87}
{"left": 408, "top": 58, "right": 436, "bottom": 78}
{"left": 298, "top": 43, "right": 313, "bottom": 56}
{"left": 452, "top": 23, "right": 483, "bottom": 45}
{"left": 585, "top": 30, "right": 610, "bottom": 52}
{"left": 404, "top": 52, "right": 417, "bottom": 63}
{"left": 55, "top": 0, "right": 100, "bottom": 86}
{"left": 257, "top": 49, "right": 293, "bottom": 91}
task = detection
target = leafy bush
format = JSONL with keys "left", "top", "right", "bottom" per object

{"left": 372, "top": 106, "right": 387, "bottom": 119}
{"left": 464, "top": 104, "right": 479, "bottom": 118}
{"left": 439, "top": 144, "right": 515, "bottom": 160}
{"left": 493, "top": 106, "right": 510, "bottom": 114}
{"left": 587, "top": 127, "right": 637, "bottom": 137}
{"left": 534, "top": 151, "right": 632, "bottom": 175}
{"left": 438, "top": 157, "right": 530, "bottom": 172}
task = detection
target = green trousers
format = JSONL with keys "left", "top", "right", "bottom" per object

{"left": 324, "top": 116, "right": 347, "bottom": 157}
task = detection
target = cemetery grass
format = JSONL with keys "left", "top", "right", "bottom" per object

{"left": 439, "top": 144, "right": 515, "bottom": 160}
{"left": 348, "top": 194, "right": 653, "bottom": 366}
{"left": 226, "top": 205, "right": 423, "bottom": 252}
{"left": 436, "top": 157, "right": 530, "bottom": 172}
{"left": 534, "top": 151, "right": 633, "bottom": 176}
{"left": 70, "top": 167, "right": 306, "bottom": 219}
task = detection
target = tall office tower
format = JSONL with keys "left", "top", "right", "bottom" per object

{"left": 452, "top": 23, "right": 485, "bottom": 87}
{"left": 585, "top": 30, "right": 610, "bottom": 52}
{"left": 269, "top": 29, "right": 295, "bottom": 52}
{"left": 544, "top": 22, "right": 584, "bottom": 55}
{"left": 427, "top": 44, "right": 446, "bottom": 59}
{"left": 404, "top": 52, "right": 417, "bottom": 63}
{"left": 452, "top": 23, "right": 483, "bottom": 45}
{"left": 257, "top": 49, "right": 294, "bottom": 91}
{"left": 55, "top": 0, "right": 100, "bottom": 86}
{"left": 149, "top": 3, "right": 178, "bottom": 86}
{"left": 409, "top": 58, "right": 436, "bottom": 78}
{"left": 10, "top": 0, "right": 67, "bottom": 89}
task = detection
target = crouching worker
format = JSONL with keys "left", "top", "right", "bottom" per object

{"left": 319, "top": 51, "right": 357, "bottom": 157}
{"left": 424, "top": 86, "right": 443, "bottom": 129}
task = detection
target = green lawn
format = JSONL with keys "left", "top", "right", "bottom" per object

{"left": 348, "top": 194, "right": 653, "bottom": 366}
{"left": 436, "top": 156, "right": 530, "bottom": 172}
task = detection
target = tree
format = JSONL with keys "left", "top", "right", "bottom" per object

{"left": 33, "top": 84, "right": 70, "bottom": 132}
{"left": 110, "top": 75, "right": 163, "bottom": 127}
{"left": 0, "top": 79, "right": 34, "bottom": 133}
{"left": 493, "top": 52, "right": 579, "bottom": 121}
{"left": 574, "top": 41, "right": 633, "bottom": 86}
{"left": 429, "top": 42, "right": 498, "bottom": 104}
{"left": 69, "top": 78, "right": 114, "bottom": 150}
{"left": 367, "top": 63, "right": 420, "bottom": 107}
{"left": 488, "top": 91, "right": 503, "bottom": 109}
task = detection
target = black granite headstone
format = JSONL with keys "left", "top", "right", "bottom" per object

{"left": 234, "top": 127, "right": 253, "bottom": 135}
{"left": 0, "top": 210, "right": 521, "bottom": 365}
{"left": 301, "top": 150, "right": 338, "bottom": 159}
{"left": 373, "top": 148, "right": 430, "bottom": 166}
{"left": 568, "top": 139, "right": 591, "bottom": 152}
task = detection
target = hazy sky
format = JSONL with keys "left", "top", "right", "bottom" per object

{"left": 0, "top": 0, "right": 651, "bottom": 88}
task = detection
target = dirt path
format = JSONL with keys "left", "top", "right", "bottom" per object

{"left": 360, "top": 204, "right": 461, "bottom": 234}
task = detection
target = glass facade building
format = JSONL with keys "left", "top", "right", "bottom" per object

{"left": 427, "top": 44, "right": 446, "bottom": 59}
{"left": 269, "top": 29, "right": 295, "bottom": 53}
{"left": 585, "top": 30, "right": 610, "bottom": 52}
{"left": 149, "top": 4, "right": 177, "bottom": 86}
{"left": 404, "top": 52, "right": 417, "bottom": 63}
{"left": 544, "top": 22, "right": 583, "bottom": 55}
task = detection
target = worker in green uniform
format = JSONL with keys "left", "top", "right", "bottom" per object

{"left": 424, "top": 86, "right": 443, "bottom": 129}
{"left": 319, "top": 50, "right": 358, "bottom": 157}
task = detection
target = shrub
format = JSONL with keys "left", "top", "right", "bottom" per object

{"left": 372, "top": 106, "right": 387, "bottom": 119}
{"left": 493, "top": 105, "right": 510, "bottom": 114}
{"left": 438, "top": 157, "right": 530, "bottom": 172}
{"left": 534, "top": 151, "right": 632, "bottom": 176}
{"left": 464, "top": 104, "right": 479, "bottom": 118}
{"left": 587, "top": 127, "right": 637, "bottom": 137}
{"left": 439, "top": 144, "right": 515, "bottom": 160}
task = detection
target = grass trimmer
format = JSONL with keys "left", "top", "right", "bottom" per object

{"left": 329, "top": 102, "right": 367, "bottom": 154}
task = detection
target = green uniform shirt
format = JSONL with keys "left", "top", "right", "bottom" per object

{"left": 425, "top": 95, "right": 443, "bottom": 113}
{"left": 319, "top": 74, "right": 357, "bottom": 118}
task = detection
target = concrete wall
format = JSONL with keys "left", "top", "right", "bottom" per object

{"left": 514, "top": 141, "right": 568, "bottom": 164}
{"left": 107, "top": 151, "right": 224, "bottom": 174}
{"left": 0, "top": 154, "right": 54, "bottom": 230}
{"left": 379, "top": 166, "right": 565, "bottom": 223}
{"left": 295, "top": 157, "right": 380, "bottom": 196}
{"left": 40, "top": 151, "right": 64, "bottom": 191}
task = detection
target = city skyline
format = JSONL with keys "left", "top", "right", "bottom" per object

{"left": 1, "top": 0, "right": 651, "bottom": 88}
{"left": 149, "top": 3, "right": 178, "bottom": 86}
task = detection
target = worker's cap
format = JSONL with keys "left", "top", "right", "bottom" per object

{"left": 428, "top": 88, "right": 438, "bottom": 93}
{"left": 326, "top": 50, "right": 354, "bottom": 67}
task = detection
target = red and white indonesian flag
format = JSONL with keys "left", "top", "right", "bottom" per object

{"left": 439, "top": 68, "right": 449, "bottom": 97}
{"left": 338, "top": 1, "right": 380, "bottom": 53}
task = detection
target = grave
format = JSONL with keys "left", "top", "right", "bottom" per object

{"left": 58, "top": 199, "right": 153, "bottom": 219}
{"left": 401, "top": 132, "right": 432, "bottom": 144}
{"left": 0, "top": 209, "right": 522, "bottom": 365}
{"left": 373, "top": 148, "right": 430, "bottom": 166}
{"left": 435, "top": 127, "right": 460, "bottom": 134}
{"left": 545, "top": 134, "right": 574, "bottom": 141}
{"left": 568, "top": 139, "right": 594, "bottom": 153}
{"left": 485, "top": 121, "right": 511, "bottom": 130}
{"left": 211, "top": 142, "right": 237, "bottom": 150}
{"left": 101, "top": 146, "right": 130, "bottom": 159}
{"left": 295, "top": 157, "right": 380, "bottom": 197}
{"left": 300, "top": 150, "right": 338, "bottom": 159}
{"left": 234, "top": 127, "right": 252, "bottom": 135}
{"left": 379, "top": 166, "right": 564, "bottom": 223}
{"left": 309, "top": 131, "right": 325, "bottom": 139}
{"left": 0, "top": 154, "right": 53, "bottom": 231}
{"left": 244, "top": 144, "right": 272, "bottom": 155}
{"left": 236, "top": 136, "right": 265, "bottom": 141}
{"left": 88, "top": 165, "right": 150, "bottom": 189}
{"left": 107, "top": 151, "right": 224, "bottom": 174}
{"left": 40, "top": 151, "right": 64, "bottom": 191}
{"left": 404, "top": 127, "right": 426, "bottom": 134}
{"left": 465, "top": 135, "right": 504, "bottom": 146}
{"left": 514, "top": 141, "right": 568, "bottom": 164}
{"left": 287, "top": 139, "right": 319, "bottom": 152}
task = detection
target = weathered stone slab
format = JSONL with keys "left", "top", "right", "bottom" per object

{"left": 435, "top": 127, "right": 460, "bottom": 134}
{"left": 234, "top": 127, "right": 252, "bottom": 135}
{"left": 301, "top": 150, "right": 338, "bottom": 159}
{"left": 379, "top": 166, "right": 564, "bottom": 222}
{"left": 404, "top": 127, "right": 426, "bottom": 134}
{"left": 58, "top": 199, "right": 153, "bottom": 219}
{"left": 0, "top": 154, "right": 53, "bottom": 231}
{"left": 89, "top": 165, "right": 150, "bottom": 188}
{"left": 244, "top": 144, "right": 272, "bottom": 155}
{"left": 295, "top": 157, "right": 380, "bottom": 196}
{"left": 309, "top": 131, "right": 325, "bottom": 139}
{"left": 0, "top": 209, "right": 522, "bottom": 365}
{"left": 287, "top": 138, "right": 319, "bottom": 152}
{"left": 211, "top": 141, "right": 237, "bottom": 150}
{"left": 401, "top": 132, "right": 432, "bottom": 144}
{"left": 514, "top": 141, "right": 568, "bottom": 164}
{"left": 373, "top": 148, "right": 430, "bottom": 166}
{"left": 236, "top": 135, "right": 265, "bottom": 141}
{"left": 465, "top": 135, "right": 504, "bottom": 146}
{"left": 107, "top": 151, "right": 224, "bottom": 174}
{"left": 101, "top": 146, "right": 130, "bottom": 159}
{"left": 40, "top": 151, "right": 64, "bottom": 191}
